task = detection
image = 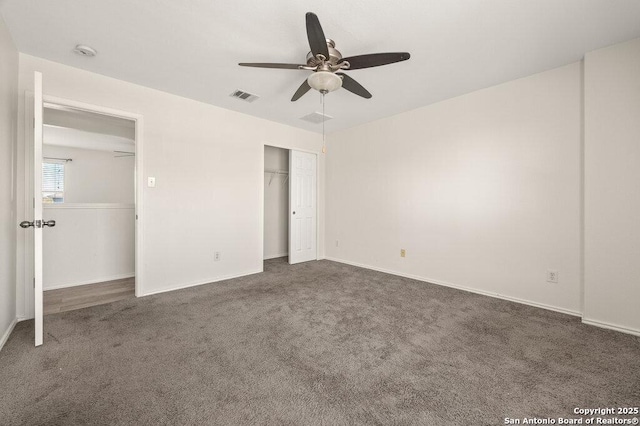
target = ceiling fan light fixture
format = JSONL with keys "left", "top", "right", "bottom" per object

{"left": 307, "top": 71, "right": 342, "bottom": 94}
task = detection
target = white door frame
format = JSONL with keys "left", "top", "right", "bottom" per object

{"left": 22, "top": 93, "right": 145, "bottom": 304}
{"left": 260, "top": 142, "right": 320, "bottom": 269}
{"left": 33, "top": 73, "right": 43, "bottom": 345}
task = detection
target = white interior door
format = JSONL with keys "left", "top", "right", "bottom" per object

{"left": 33, "top": 71, "right": 44, "bottom": 346}
{"left": 289, "top": 150, "right": 317, "bottom": 264}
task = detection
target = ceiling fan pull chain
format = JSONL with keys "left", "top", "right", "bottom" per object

{"left": 322, "top": 93, "right": 326, "bottom": 154}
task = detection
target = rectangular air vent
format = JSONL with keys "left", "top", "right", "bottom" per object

{"left": 230, "top": 89, "right": 259, "bottom": 103}
{"left": 300, "top": 112, "right": 333, "bottom": 124}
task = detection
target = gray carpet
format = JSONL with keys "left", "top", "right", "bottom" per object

{"left": 1, "top": 258, "right": 638, "bottom": 425}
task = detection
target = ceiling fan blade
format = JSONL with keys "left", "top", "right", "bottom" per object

{"left": 340, "top": 52, "right": 411, "bottom": 70}
{"left": 238, "top": 63, "right": 306, "bottom": 70}
{"left": 291, "top": 79, "right": 311, "bottom": 102}
{"left": 306, "top": 12, "right": 330, "bottom": 60}
{"left": 336, "top": 73, "right": 372, "bottom": 99}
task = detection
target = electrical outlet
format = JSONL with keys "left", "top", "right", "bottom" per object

{"left": 214, "top": 252, "right": 221, "bottom": 262}
{"left": 546, "top": 269, "right": 558, "bottom": 283}
{"left": 400, "top": 249, "right": 406, "bottom": 258}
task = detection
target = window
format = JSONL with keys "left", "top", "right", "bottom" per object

{"left": 42, "top": 162, "right": 65, "bottom": 203}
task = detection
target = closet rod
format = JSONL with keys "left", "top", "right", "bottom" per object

{"left": 264, "top": 169, "right": 288, "bottom": 174}
{"left": 43, "top": 156, "right": 72, "bottom": 162}
{"left": 114, "top": 150, "right": 135, "bottom": 158}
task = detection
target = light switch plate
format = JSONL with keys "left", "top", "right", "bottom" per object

{"left": 147, "top": 177, "right": 156, "bottom": 188}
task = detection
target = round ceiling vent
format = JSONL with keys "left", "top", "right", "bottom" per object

{"left": 73, "top": 45, "right": 97, "bottom": 57}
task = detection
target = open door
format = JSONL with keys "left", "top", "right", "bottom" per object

{"left": 288, "top": 150, "right": 317, "bottom": 264}
{"left": 18, "top": 72, "right": 49, "bottom": 346}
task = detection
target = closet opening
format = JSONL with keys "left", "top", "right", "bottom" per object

{"left": 263, "top": 145, "right": 290, "bottom": 263}
{"left": 263, "top": 144, "right": 318, "bottom": 267}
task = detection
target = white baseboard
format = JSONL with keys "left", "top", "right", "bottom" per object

{"left": 264, "top": 253, "right": 288, "bottom": 260}
{"left": 0, "top": 318, "right": 18, "bottom": 352}
{"left": 44, "top": 273, "right": 135, "bottom": 291}
{"left": 141, "top": 269, "right": 263, "bottom": 297}
{"left": 582, "top": 318, "right": 640, "bottom": 337}
{"left": 324, "top": 257, "right": 581, "bottom": 317}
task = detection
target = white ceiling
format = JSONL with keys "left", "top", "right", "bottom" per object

{"left": 2, "top": 0, "right": 640, "bottom": 134}
{"left": 43, "top": 105, "right": 135, "bottom": 153}
{"left": 44, "top": 106, "right": 135, "bottom": 140}
{"left": 43, "top": 126, "right": 135, "bottom": 154}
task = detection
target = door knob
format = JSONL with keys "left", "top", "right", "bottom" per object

{"left": 19, "top": 220, "right": 55, "bottom": 228}
{"left": 292, "top": 211, "right": 296, "bottom": 215}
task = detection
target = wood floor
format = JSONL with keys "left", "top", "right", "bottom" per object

{"left": 44, "top": 277, "right": 135, "bottom": 315}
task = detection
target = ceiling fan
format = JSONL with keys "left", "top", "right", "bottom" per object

{"left": 239, "top": 12, "right": 411, "bottom": 101}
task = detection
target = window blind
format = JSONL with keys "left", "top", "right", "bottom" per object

{"left": 42, "top": 163, "right": 65, "bottom": 192}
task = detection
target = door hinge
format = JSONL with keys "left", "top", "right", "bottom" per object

{"left": 33, "top": 278, "right": 35, "bottom": 288}
{"left": 33, "top": 117, "right": 35, "bottom": 128}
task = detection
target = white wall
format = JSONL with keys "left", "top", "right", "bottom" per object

{"left": 42, "top": 144, "right": 134, "bottom": 204}
{"left": 326, "top": 63, "right": 583, "bottom": 315}
{"left": 264, "top": 145, "right": 289, "bottom": 259}
{"left": 43, "top": 205, "right": 134, "bottom": 289}
{"left": 584, "top": 38, "right": 640, "bottom": 334}
{"left": 0, "top": 15, "right": 18, "bottom": 349}
{"left": 16, "top": 54, "right": 323, "bottom": 319}
{"left": 41, "top": 143, "right": 135, "bottom": 289}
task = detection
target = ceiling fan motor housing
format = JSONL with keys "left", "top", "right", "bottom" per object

{"left": 306, "top": 39, "right": 342, "bottom": 65}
